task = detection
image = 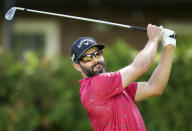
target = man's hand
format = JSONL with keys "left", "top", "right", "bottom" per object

{"left": 162, "top": 28, "right": 176, "bottom": 48}
{"left": 147, "top": 24, "right": 163, "bottom": 43}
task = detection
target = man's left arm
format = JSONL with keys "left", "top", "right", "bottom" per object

{"left": 135, "top": 44, "right": 175, "bottom": 102}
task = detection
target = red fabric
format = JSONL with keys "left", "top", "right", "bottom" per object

{"left": 79, "top": 71, "right": 146, "bottom": 131}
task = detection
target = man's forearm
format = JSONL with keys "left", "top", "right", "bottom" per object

{"left": 148, "top": 45, "right": 175, "bottom": 94}
{"left": 132, "top": 39, "right": 159, "bottom": 72}
{"left": 120, "top": 40, "right": 159, "bottom": 88}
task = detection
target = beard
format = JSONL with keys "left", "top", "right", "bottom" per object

{"left": 79, "top": 61, "right": 106, "bottom": 77}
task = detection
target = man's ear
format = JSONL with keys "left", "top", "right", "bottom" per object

{"left": 73, "top": 63, "right": 82, "bottom": 72}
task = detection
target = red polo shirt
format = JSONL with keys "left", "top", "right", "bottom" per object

{"left": 79, "top": 71, "right": 146, "bottom": 131}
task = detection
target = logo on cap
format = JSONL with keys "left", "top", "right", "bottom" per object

{"left": 78, "top": 39, "right": 94, "bottom": 48}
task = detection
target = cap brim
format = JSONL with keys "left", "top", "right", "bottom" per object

{"left": 75, "top": 44, "right": 105, "bottom": 62}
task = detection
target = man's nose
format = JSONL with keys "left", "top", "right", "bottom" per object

{"left": 92, "top": 55, "right": 99, "bottom": 62}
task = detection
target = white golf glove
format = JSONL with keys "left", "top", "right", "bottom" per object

{"left": 162, "top": 28, "right": 176, "bottom": 48}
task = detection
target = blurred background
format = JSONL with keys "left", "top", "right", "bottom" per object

{"left": 0, "top": 0, "right": 192, "bottom": 131}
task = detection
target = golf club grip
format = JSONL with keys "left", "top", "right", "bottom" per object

{"left": 131, "top": 26, "right": 147, "bottom": 32}
{"left": 131, "top": 26, "right": 176, "bottom": 38}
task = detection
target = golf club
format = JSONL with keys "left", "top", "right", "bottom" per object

{"left": 5, "top": 7, "right": 176, "bottom": 38}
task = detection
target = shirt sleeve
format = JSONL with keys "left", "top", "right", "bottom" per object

{"left": 91, "top": 71, "right": 124, "bottom": 100}
{"left": 123, "top": 82, "right": 138, "bottom": 102}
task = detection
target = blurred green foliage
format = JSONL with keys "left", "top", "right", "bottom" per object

{"left": 0, "top": 35, "right": 192, "bottom": 131}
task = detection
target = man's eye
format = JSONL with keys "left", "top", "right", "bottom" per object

{"left": 83, "top": 56, "right": 92, "bottom": 61}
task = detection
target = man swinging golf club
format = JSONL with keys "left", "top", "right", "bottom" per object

{"left": 71, "top": 24, "right": 176, "bottom": 131}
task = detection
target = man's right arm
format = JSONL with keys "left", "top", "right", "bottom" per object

{"left": 119, "top": 24, "right": 162, "bottom": 88}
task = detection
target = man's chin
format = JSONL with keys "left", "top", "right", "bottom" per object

{"left": 89, "top": 69, "right": 105, "bottom": 77}
{"left": 96, "top": 68, "right": 105, "bottom": 74}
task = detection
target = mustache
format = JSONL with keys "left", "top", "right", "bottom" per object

{"left": 91, "top": 62, "right": 104, "bottom": 69}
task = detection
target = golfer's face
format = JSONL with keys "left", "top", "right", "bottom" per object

{"left": 79, "top": 47, "right": 106, "bottom": 77}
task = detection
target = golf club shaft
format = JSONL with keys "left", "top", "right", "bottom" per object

{"left": 15, "top": 7, "right": 147, "bottom": 32}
